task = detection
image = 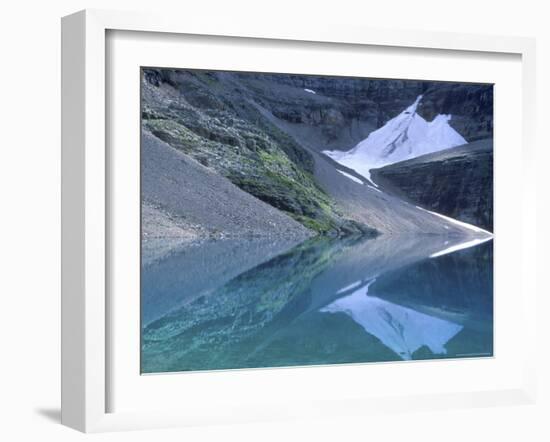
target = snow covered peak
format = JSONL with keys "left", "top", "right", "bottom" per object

{"left": 324, "top": 95, "right": 467, "bottom": 184}
{"left": 405, "top": 94, "right": 423, "bottom": 114}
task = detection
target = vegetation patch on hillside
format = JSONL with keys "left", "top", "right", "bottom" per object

{"left": 142, "top": 69, "right": 375, "bottom": 236}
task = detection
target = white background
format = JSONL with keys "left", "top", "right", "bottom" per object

{"left": 109, "top": 30, "right": 524, "bottom": 414}
{"left": 0, "top": 1, "right": 548, "bottom": 441}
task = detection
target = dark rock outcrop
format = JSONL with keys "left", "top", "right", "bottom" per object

{"left": 371, "top": 139, "right": 493, "bottom": 231}
{"left": 234, "top": 73, "right": 493, "bottom": 149}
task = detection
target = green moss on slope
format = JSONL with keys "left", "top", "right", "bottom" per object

{"left": 142, "top": 69, "right": 375, "bottom": 236}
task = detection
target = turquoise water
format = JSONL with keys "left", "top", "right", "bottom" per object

{"left": 141, "top": 236, "right": 493, "bottom": 373}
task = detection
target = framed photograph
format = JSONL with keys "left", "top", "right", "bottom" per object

{"left": 61, "top": 9, "right": 538, "bottom": 432}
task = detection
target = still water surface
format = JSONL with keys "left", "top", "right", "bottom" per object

{"left": 141, "top": 235, "right": 493, "bottom": 373}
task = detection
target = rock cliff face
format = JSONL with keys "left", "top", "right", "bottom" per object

{"left": 142, "top": 68, "right": 493, "bottom": 237}
{"left": 142, "top": 69, "right": 376, "bottom": 236}
{"left": 236, "top": 73, "right": 493, "bottom": 149}
{"left": 371, "top": 139, "right": 493, "bottom": 231}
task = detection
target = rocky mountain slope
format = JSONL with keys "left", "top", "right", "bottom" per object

{"left": 231, "top": 73, "right": 493, "bottom": 151}
{"left": 371, "top": 139, "right": 493, "bottom": 231}
{"left": 142, "top": 70, "right": 374, "bottom": 236}
{"left": 254, "top": 97, "right": 488, "bottom": 235}
{"left": 142, "top": 68, "right": 493, "bottom": 238}
{"left": 142, "top": 131, "right": 313, "bottom": 243}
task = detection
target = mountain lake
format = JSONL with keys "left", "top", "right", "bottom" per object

{"left": 141, "top": 235, "right": 493, "bottom": 373}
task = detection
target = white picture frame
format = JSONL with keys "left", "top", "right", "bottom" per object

{"left": 61, "top": 9, "right": 538, "bottom": 433}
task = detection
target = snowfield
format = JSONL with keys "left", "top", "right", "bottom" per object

{"left": 336, "top": 169, "right": 363, "bottom": 184}
{"left": 429, "top": 237, "right": 493, "bottom": 258}
{"left": 323, "top": 95, "right": 467, "bottom": 184}
{"left": 414, "top": 205, "right": 493, "bottom": 235}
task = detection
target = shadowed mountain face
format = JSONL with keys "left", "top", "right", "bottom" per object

{"left": 141, "top": 68, "right": 493, "bottom": 237}
{"left": 225, "top": 73, "right": 493, "bottom": 149}
{"left": 142, "top": 70, "right": 376, "bottom": 236}
{"left": 371, "top": 139, "right": 493, "bottom": 231}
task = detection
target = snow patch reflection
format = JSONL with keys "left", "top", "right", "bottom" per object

{"left": 321, "top": 280, "right": 463, "bottom": 360}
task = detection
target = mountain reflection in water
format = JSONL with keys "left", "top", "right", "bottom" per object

{"left": 141, "top": 235, "right": 493, "bottom": 373}
{"left": 321, "top": 279, "right": 463, "bottom": 360}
